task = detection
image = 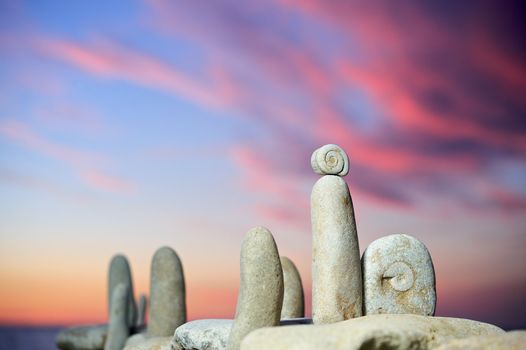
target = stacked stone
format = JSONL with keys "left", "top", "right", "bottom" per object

{"left": 311, "top": 144, "right": 362, "bottom": 324}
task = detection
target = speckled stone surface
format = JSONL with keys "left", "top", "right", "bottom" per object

{"left": 108, "top": 255, "right": 137, "bottom": 328}
{"left": 432, "top": 330, "right": 526, "bottom": 350}
{"left": 123, "top": 336, "right": 173, "bottom": 350}
{"left": 227, "top": 226, "right": 283, "bottom": 350}
{"left": 280, "top": 256, "right": 304, "bottom": 319}
{"left": 174, "top": 319, "right": 232, "bottom": 350}
{"left": 148, "top": 246, "right": 186, "bottom": 337}
{"left": 311, "top": 174, "right": 362, "bottom": 324}
{"left": 362, "top": 234, "right": 436, "bottom": 316}
{"left": 240, "top": 314, "right": 504, "bottom": 350}
{"left": 56, "top": 325, "right": 107, "bottom": 350}
{"left": 104, "top": 283, "right": 130, "bottom": 350}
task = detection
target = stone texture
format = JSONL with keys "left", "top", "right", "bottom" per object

{"left": 174, "top": 319, "right": 232, "bottom": 350}
{"left": 240, "top": 314, "right": 504, "bottom": 350}
{"left": 108, "top": 254, "right": 137, "bottom": 328}
{"left": 122, "top": 336, "right": 172, "bottom": 350}
{"left": 362, "top": 234, "right": 436, "bottom": 316}
{"left": 56, "top": 325, "right": 107, "bottom": 350}
{"left": 432, "top": 330, "right": 526, "bottom": 349}
{"left": 136, "top": 294, "right": 147, "bottom": 328}
{"left": 280, "top": 256, "right": 304, "bottom": 319}
{"left": 174, "top": 318, "right": 313, "bottom": 350}
{"left": 148, "top": 246, "right": 186, "bottom": 337}
{"left": 227, "top": 226, "right": 284, "bottom": 350}
{"left": 105, "top": 283, "right": 130, "bottom": 350}
{"left": 124, "top": 333, "right": 148, "bottom": 348}
{"left": 310, "top": 144, "right": 349, "bottom": 176}
{"left": 311, "top": 174, "right": 362, "bottom": 324}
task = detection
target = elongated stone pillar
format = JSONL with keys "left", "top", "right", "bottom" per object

{"left": 227, "top": 226, "right": 284, "bottom": 350}
{"left": 280, "top": 256, "right": 304, "bottom": 319}
{"left": 311, "top": 144, "right": 362, "bottom": 324}
{"left": 105, "top": 283, "right": 130, "bottom": 350}
{"left": 108, "top": 254, "right": 137, "bottom": 328}
{"left": 136, "top": 294, "right": 147, "bottom": 329}
{"left": 362, "top": 233, "right": 436, "bottom": 316}
{"left": 147, "top": 246, "right": 186, "bottom": 337}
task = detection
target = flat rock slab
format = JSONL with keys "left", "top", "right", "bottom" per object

{"left": 122, "top": 336, "right": 172, "bottom": 350}
{"left": 433, "top": 330, "right": 526, "bottom": 350}
{"left": 241, "top": 314, "right": 504, "bottom": 350}
{"left": 56, "top": 324, "right": 107, "bottom": 350}
{"left": 174, "top": 318, "right": 314, "bottom": 350}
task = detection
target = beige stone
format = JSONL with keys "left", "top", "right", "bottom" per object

{"left": 240, "top": 314, "right": 504, "bottom": 350}
{"left": 432, "top": 330, "right": 526, "bottom": 349}
{"left": 148, "top": 246, "right": 186, "bottom": 337}
{"left": 122, "top": 336, "right": 172, "bottom": 350}
{"left": 280, "top": 257, "right": 304, "bottom": 319}
{"left": 56, "top": 324, "right": 107, "bottom": 350}
{"left": 362, "top": 234, "right": 436, "bottom": 316}
{"left": 124, "top": 333, "right": 148, "bottom": 348}
{"left": 227, "top": 226, "right": 284, "bottom": 350}
{"left": 310, "top": 144, "right": 349, "bottom": 176}
{"left": 174, "top": 319, "right": 232, "bottom": 350}
{"left": 105, "top": 283, "right": 130, "bottom": 350}
{"left": 108, "top": 254, "right": 137, "bottom": 328}
{"left": 311, "top": 174, "right": 362, "bottom": 324}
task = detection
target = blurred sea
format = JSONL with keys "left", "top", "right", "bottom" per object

{"left": 0, "top": 326, "right": 61, "bottom": 350}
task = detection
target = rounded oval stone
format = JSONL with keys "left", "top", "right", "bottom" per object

{"left": 227, "top": 226, "right": 284, "bottom": 350}
{"left": 136, "top": 294, "right": 147, "bottom": 329}
{"left": 56, "top": 324, "right": 107, "bottom": 350}
{"left": 105, "top": 283, "right": 130, "bottom": 350}
{"left": 148, "top": 246, "right": 186, "bottom": 337}
{"left": 108, "top": 254, "right": 137, "bottom": 328}
{"left": 311, "top": 175, "right": 362, "bottom": 324}
{"left": 362, "top": 233, "right": 436, "bottom": 316}
{"left": 280, "top": 256, "right": 304, "bottom": 319}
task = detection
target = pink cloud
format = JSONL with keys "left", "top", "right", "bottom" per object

{"left": 80, "top": 169, "right": 136, "bottom": 195}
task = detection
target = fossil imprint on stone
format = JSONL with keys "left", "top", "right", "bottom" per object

{"left": 310, "top": 144, "right": 349, "bottom": 176}
{"left": 362, "top": 233, "right": 436, "bottom": 316}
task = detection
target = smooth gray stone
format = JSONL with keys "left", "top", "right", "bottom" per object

{"left": 108, "top": 254, "right": 137, "bottom": 328}
{"left": 433, "top": 330, "right": 526, "bottom": 349}
{"left": 56, "top": 324, "right": 107, "bottom": 350}
{"left": 227, "top": 226, "right": 284, "bottom": 350}
{"left": 105, "top": 283, "right": 130, "bottom": 350}
{"left": 362, "top": 234, "right": 436, "bottom": 316}
{"left": 148, "top": 246, "right": 186, "bottom": 337}
{"left": 174, "top": 318, "right": 314, "bottom": 350}
{"left": 123, "top": 336, "right": 172, "bottom": 350}
{"left": 241, "top": 314, "right": 504, "bottom": 350}
{"left": 280, "top": 256, "right": 304, "bottom": 319}
{"left": 311, "top": 174, "right": 362, "bottom": 324}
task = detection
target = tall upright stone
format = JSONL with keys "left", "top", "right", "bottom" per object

{"left": 105, "top": 283, "right": 130, "bottom": 350}
{"left": 362, "top": 233, "right": 436, "bottom": 316}
{"left": 311, "top": 144, "right": 362, "bottom": 324}
{"left": 280, "top": 256, "right": 304, "bottom": 319}
{"left": 108, "top": 254, "right": 137, "bottom": 328}
{"left": 227, "top": 226, "right": 284, "bottom": 350}
{"left": 147, "top": 246, "right": 186, "bottom": 337}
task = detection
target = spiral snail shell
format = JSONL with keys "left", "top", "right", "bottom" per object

{"left": 311, "top": 144, "right": 349, "bottom": 176}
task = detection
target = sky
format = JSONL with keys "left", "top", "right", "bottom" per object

{"left": 0, "top": 0, "right": 525, "bottom": 329}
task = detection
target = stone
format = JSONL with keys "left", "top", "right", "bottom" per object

{"left": 311, "top": 173, "right": 362, "bottom": 324}
{"left": 56, "top": 324, "right": 107, "bottom": 350}
{"left": 105, "top": 283, "right": 130, "bottom": 350}
{"left": 362, "top": 233, "right": 436, "bottom": 316}
{"left": 147, "top": 246, "right": 186, "bottom": 337}
{"left": 174, "top": 318, "right": 313, "bottom": 350}
{"left": 136, "top": 294, "right": 147, "bottom": 328}
{"left": 174, "top": 319, "right": 232, "bottom": 350}
{"left": 310, "top": 144, "right": 349, "bottom": 176}
{"left": 108, "top": 254, "right": 137, "bottom": 328}
{"left": 240, "top": 314, "right": 504, "bottom": 350}
{"left": 280, "top": 256, "right": 304, "bottom": 319}
{"left": 124, "top": 333, "right": 148, "bottom": 348}
{"left": 227, "top": 226, "right": 284, "bottom": 350}
{"left": 122, "top": 336, "right": 172, "bottom": 350}
{"left": 432, "top": 330, "right": 526, "bottom": 349}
